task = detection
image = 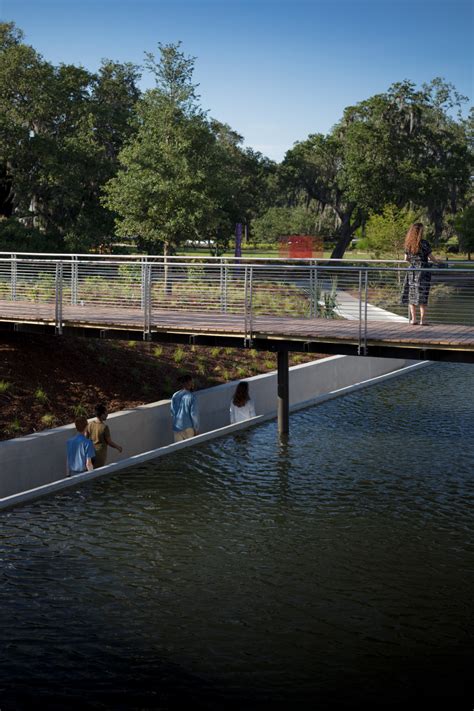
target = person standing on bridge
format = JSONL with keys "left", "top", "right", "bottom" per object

{"left": 171, "top": 374, "right": 199, "bottom": 442}
{"left": 401, "top": 223, "right": 441, "bottom": 325}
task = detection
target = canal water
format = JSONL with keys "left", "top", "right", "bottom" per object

{"left": 0, "top": 363, "right": 472, "bottom": 710}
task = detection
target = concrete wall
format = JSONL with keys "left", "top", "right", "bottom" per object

{"left": 0, "top": 355, "right": 425, "bottom": 501}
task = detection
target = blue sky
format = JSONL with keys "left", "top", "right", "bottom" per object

{"left": 2, "top": 0, "right": 472, "bottom": 161}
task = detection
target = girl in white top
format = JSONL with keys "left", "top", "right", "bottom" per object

{"left": 230, "top": 381, "right": 256, "bottom": 424}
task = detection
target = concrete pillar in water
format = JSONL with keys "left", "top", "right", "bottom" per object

{"left": 277, "top": 349, "right": 289, "bottom": 435}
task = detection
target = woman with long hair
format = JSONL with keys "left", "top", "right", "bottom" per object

{"left": 230, "top": 381, "right": 256, "bottom": 424}
{"left": 401, "top": 223, "right": 441, "bottom": 325}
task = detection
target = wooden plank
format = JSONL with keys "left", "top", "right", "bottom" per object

{"left": 2, "top": 299, "right": 474, "bottom": 352}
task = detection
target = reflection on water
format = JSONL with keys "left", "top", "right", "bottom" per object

{"left": 0, "top": 363, "right": 473, "bottom": 709}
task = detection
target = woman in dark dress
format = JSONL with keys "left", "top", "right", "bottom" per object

{"left": 401, "top": 223, "right": 441, "bottom": 325}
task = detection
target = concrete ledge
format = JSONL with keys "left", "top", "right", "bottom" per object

{"left": 0, "top": 358, "right": 430, "bottom": 511}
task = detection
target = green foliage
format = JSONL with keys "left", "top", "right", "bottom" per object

{"left": 162, "top": 376, "right": 173, "bottom": 396}
{"left": 1, "top": 21, "right": 470, "bottom": 262}
{"left": 252, "top": 207, "right": 318, "bottom": 245}
{"left": 362, "top": 205, "right": 419, "bottom": 258}
{"left": 0, "top": 379, "right": 11, "bottom": 393}
{"left": 7, "top": 417, "right": 21, "bottom": 434}
{"left": 72, "top": 401, "right": 88, "bottom": 418}
{"left": 40, "top": 413, "right": 56, "bottom": 427}
{"left": 0, "top": 22, "right": 140, "bottom": 250}
{"left": 103, "top": 43, "right": 223, "bottom": 253}
{"left": 173, "top": 347, "right": 185, "bottom": 363}
{"left": 186, "top": 262, "right": 206, "bottom": 282}
{"left": 34, "top": 387, "right": 48, "bottom": 404}
{"left": 0, "top": 218, "right": 63, "bottom": 252}
{"left": 454, "top": 207, "right": 474, "bottom": 258}
{"left": 196, "top": 361, "right": 206, "bottom": 375}
{"left": 29, "top": 273, "right": 55, "bottom": 302}
{"left": 280, "top": 79, "right": 472, "bottom": 257}
{"left": 153, "top": 345, "right": 163, "bottom": 357}
{"left": 315, "top": 277, "right": 338, "bottom": 318}
{"left": 118, "top": 262, "right": 142, "bottom": 282}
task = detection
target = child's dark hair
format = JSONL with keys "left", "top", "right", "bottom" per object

{"left": 233, "top": 381, "right": 250, "bottom": 407}
{"left": 75, "top": 416, "right": 88, "bottom": 433}
{"left": 178, "top": 374, "right": 192, "bottom": 386}
{"left": 95, "top": 403, "right": 107, "bottom": 418}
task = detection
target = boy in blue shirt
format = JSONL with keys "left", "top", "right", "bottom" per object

{"left": 170, "top": 374, "right": 199, "bottom": 442}
{"left": 66, "top": 416, "right": 95, "bottom": 476}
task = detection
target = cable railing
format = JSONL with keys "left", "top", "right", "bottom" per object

{"left": 1, "top": 255, "right": 474, "bottom": 352}
{"left": 0, "top": 250, "right": 408, "bottom": 263}
{"left": 1, "top": 250, "right": 472, "bottom": 266}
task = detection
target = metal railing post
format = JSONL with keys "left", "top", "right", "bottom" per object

{"left": 224, "top": 263, "right": 228, "bottom": 313}
{"left": 71, "top": 255, "right": 78, "bottom": 305}
{"left": 358, "top": 269, "right": 362, "bottom": 355}
{"left": 143, "top": 262, "right": 152, "bottom": 340}
{"left": 310, "top": 262, "right": 318, "bottom": 318}
{"left": 363, "top": 269, "right": 368, "bottom": 355}
{"left": 11, "top": 253, "right": 17, "bottom": 301}
{"left": 140, "top": 256, "right": 148, "bottom": 309}
{"left": 219, "top": 258, "right": 224, "bottom": 312}
{"left": 244, "top": 265, "right": 248, "bottom": 342}
{"left": 248, "top": 265, "right": 253, "bottom": 341}
{"left": 55, "top": 260, "right": 63, "bottom": 335}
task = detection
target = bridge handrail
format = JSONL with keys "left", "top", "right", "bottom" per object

{"left": 0, "top": 255, "right": 473, "bottom": 274}
{"left": 1, "top": 253, "right": 473, "bottom": 356}
{"left": 0, "top": 250, "right": 409, "bottom": 263}
{"left": 1, "top": 251, "right": 472, "bottom": 267}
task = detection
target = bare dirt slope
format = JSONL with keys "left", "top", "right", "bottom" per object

{"left": 0, "top": 333, "right": 321, "bottom": 440}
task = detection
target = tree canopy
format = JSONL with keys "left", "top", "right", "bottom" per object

{"left": 0, "top": 21, "right": 471, "bottom": 258}
{"left": 103, "top": 44, "right": 276, "bottom": 254}
{"left": 279, "top": 79, "right": 472, "bottom": 258}
{"left": 0, "top": 21, "right": 141, "bottom": 250}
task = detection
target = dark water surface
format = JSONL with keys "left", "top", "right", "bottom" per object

{"left": 1, "top": 363, "right": 473, "bottom": 710}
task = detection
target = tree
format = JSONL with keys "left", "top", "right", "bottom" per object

{"left": 280, "top": 79, "right": 472, "bottom": 258}
{"left": 280, "top": 132, "right": 364, "bottom": 258}
{"left": 0, "top": 22, "right": 141, "bottom": 251}
{"left": 252, "top": 206, "right": 319, "bottom": 246}
{"left": 362, "top": 205, "right": 418, "bottom": 259}
{"left": 103, "top": 43, "right": 223, "bottom": 256}
{"left": 455, "top": 206, "right": 474, "bottom": 259}
{"left": 208, "top": 120, "right": 277, "bottom": 252}
{"left": 337, "top": 79, "right": 472, "bottom": 247}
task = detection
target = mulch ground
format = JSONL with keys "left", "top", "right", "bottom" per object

{"left": 0, "top": 333, "right": 323, "bottom": 440}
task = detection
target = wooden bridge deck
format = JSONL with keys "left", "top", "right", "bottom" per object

{"left": 1, "top": 300, "right": 474, "bottom": 361}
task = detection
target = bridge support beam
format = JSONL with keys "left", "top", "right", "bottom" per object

{"left": 277, "top": 349, "right": 289, "bottom": 436}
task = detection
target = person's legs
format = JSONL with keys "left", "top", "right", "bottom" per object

{"left": 419, "top": 304, "right": 427, "bottom": 324}
{"left": 174, "top": 427, "right": 195, "bottom": 442}
{"left": 409, "top": 304, "right": 417, "bottom": 324}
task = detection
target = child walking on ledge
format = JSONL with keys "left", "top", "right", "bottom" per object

{"left": 87, "top": 403, "right": 123, "bottom": 469}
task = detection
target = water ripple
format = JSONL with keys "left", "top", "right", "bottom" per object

{"left": 0, "top": 362, "right": 472, "bottom": 709}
